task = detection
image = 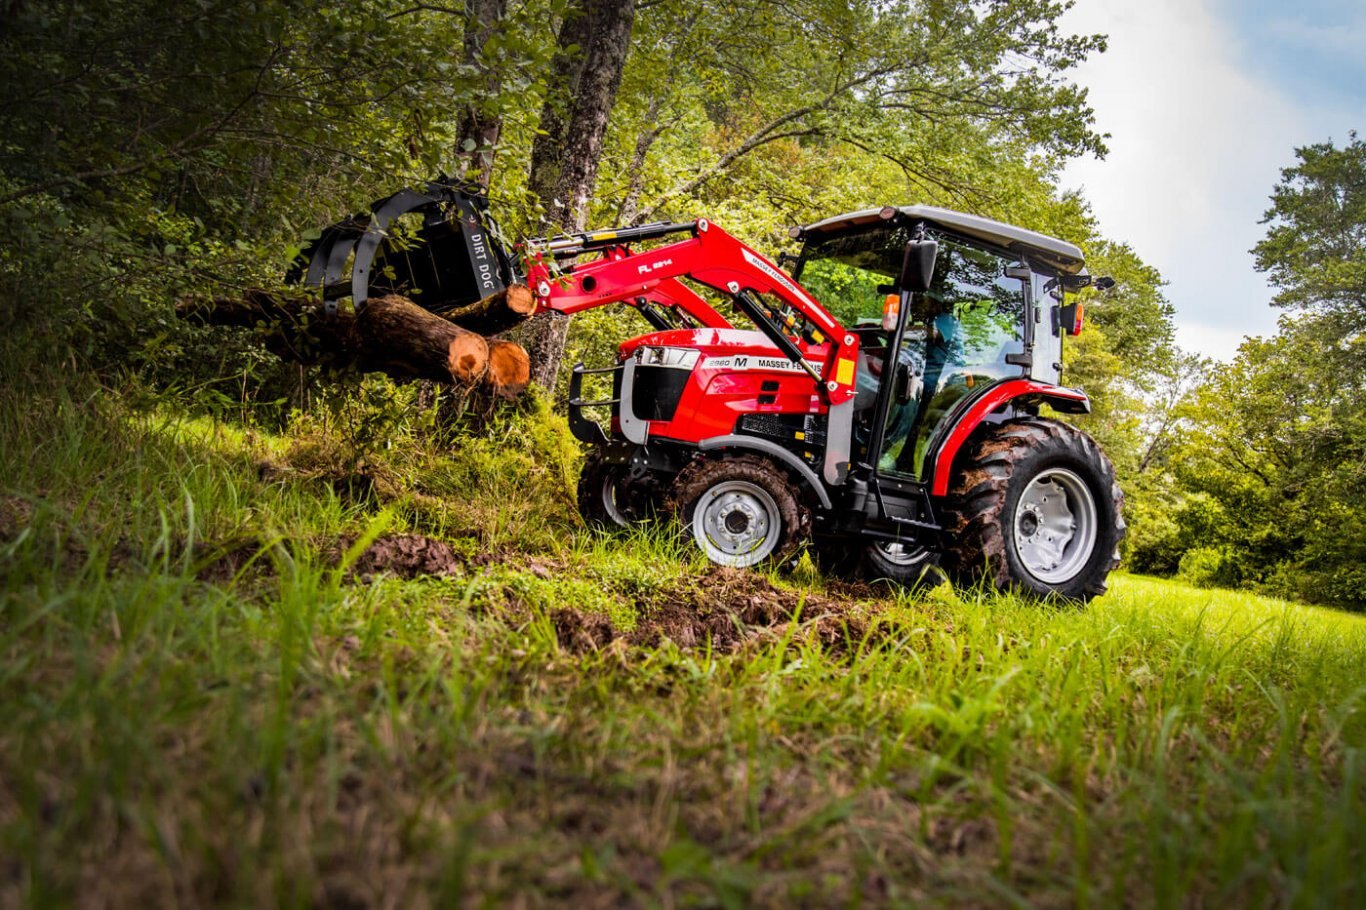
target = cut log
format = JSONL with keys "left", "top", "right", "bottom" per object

{"left": 177, "top": 290, "right": 358, "bottom": 365}
{"left": 177, "top": 291, "right": 492, "bottom": 389}
{"left": 354, "top": 295, "right": 488, "bottom": 385}
{"left": 437, "top": 283, "right": 537, "bottom": 335}
{"left": 483, "top": 339, "right": 531, "bottom": 400}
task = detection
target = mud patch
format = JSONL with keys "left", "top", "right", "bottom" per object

{"left": 552, "top": 565, "right": 872, "bottom": 656}
{"left": 349, "top": 534, "right": 465, "bottom": 581}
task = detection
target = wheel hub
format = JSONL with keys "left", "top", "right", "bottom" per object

{"left": 1012, "top": 469, "right": 1099, "bottom": 584}
{"left": 693, "top": 480, "right": 780, "bottom": 567}
{"left": 724, "top": 510, "right": 751, "bottom": 534}
{"left": 874, "top": 541, "right": 929, "bottom": 567}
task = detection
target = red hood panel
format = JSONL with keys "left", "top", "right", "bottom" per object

{"left": 619, "top": 328, "right": 830, "bottom": 362}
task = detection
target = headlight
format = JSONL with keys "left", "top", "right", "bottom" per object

{"left": 637, "top": 346, "right": 700, "bottom": 369}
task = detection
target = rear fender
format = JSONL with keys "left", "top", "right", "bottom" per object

{"left": 927, "top": 380, "right": 1090, "bottom": 497}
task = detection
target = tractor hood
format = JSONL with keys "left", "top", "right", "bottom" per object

{"left": 619, "top": 329, "right": 830, "bottom": 371}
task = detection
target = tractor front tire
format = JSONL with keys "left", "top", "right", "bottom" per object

{"left": 944, "top": 418, "right": 1124, "bottom": 602}
{"left": 578, "top": 449, "right": 657, "bottom": 530}
{"left": 669, "top": 455, "right": 810, "bottom": 568}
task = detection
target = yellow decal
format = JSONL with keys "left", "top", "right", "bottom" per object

{"left": 794, "top": 431, "right": 806, "bottom": 441}
{"left": 835, "top": 358, "right": 855, "bottom": 386}
{"left": 590, "top": 231, "right": 618, "bottom": 242}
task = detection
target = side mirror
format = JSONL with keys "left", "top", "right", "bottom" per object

{"left": 898, "top": 240, "right": 938, "bottom": 293}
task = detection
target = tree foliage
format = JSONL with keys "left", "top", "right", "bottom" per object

{"left": 1149, "top": 136, "right": 1366, "bottom": 609}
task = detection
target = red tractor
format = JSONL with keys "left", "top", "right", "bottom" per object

{"left": 295, "top": 185, "right": 1123, "bottom": 599}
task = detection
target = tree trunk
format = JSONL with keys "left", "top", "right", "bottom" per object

{"left": 454, "top": 0, "right": 509, "bottom": 191}
{"left": 617, "top": 93, "right": 665, "bottom": 226}
{"left": 522, "top": 0, "right": 637, "bottom": 392}
{"left": 526, "top": 5, "right": 593, "bottom": 211}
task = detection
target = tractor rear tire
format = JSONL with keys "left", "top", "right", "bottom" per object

{"left": 578, "top": 449, "right": 657, "bottom": 530}
{"left": 811, "top": 539, "right": 943, "bottom": 590}
{"left": 944, "top": 418, "right": 1124, "bottom": 602}
{"left": 669, "top": 455, "right": 810, "bottom": 568}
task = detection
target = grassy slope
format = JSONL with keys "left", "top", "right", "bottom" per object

{"left": 1, "top": 374, "right": 1363, "bottom": 909}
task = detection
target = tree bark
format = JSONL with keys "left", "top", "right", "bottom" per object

{"left": 522, "top": 0, "right": 637, "bottom": 392}
{"left": 616, "top": 93, "right": 665, "bottom": 226}
{"left": 526, "top": 5, "right": 593, "bottom": 210}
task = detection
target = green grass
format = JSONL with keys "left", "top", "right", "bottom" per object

{"left": 1, "top": 372, "right": 1363, "bottom": 908}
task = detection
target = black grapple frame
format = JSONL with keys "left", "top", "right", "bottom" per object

{"left": 285, "top": 179, "right": 518, "bottom": 317}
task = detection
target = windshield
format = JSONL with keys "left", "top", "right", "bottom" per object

{"left": 794, "top": 226, "right": 912, "bottom": 326}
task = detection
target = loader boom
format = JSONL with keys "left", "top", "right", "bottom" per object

{"left": 521, "top": 219, "right": 861, "bottom": 405}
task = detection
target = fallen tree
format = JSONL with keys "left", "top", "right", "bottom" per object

{"left": 177, "top": 285, "right": 535, "bottom": 400}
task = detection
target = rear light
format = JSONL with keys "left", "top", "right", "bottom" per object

{"left": 1058, "top": 301, "right": 1085, "bottom": 336}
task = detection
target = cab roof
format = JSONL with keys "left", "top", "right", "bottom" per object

{"left": 799, "top": 205, "right": 1086, "bottom": 275}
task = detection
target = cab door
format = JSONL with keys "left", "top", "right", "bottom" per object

{"left": 875, "top": 236, "right": 1029, "bottom": 479}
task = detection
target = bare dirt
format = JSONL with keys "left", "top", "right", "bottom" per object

{"left": 347, "top": 533, "right": 465, "bottom": 580}
{"left": 551, "top": 565, "right": 874, "bottom": 656}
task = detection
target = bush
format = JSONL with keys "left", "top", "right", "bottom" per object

{"left": 1177, "top": 546, "right": 1242, "bottom": 589}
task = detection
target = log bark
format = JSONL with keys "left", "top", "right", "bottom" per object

{"left": 438, "top": 284, "right": 536, "bottom": 336}
{"left": 354, "top": 295, "right": 489, "bottom": 385}
{"left": 177, "top": 291, "right": 498, "bottom": 390}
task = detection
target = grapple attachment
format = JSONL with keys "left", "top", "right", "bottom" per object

{"left": 286, "top": 180, "right": 518, "bottom": 316}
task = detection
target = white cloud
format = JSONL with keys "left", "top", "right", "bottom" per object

{"left": 1060, "top": 0, "right": 1305, "bottom": 361}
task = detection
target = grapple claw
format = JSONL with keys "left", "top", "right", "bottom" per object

{"left": 287, "top": 179, "right": 518, "bottom": 316}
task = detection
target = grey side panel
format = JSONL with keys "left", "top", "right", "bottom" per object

{"left": 1031, "top": 274, "right": 1063, "bottom": 384}
{"left": 698, "top": 436, "right": 833, "bottom": 510}
{"left": 822, "top": 397, "right": 854, "bottom": 486}
{"left": 618, "top": 357, "right": 649, "bottom": 445}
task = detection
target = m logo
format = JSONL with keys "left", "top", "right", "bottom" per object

{"left": 734, "top": 356, "right": 749, "bottom": 368}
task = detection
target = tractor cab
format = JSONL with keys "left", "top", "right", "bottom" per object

{"left": 792, "top": 205, "right": 1093, "bottom": 488}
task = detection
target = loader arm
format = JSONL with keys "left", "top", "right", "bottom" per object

{"left": 522, "top": 219, "right": 860, "bottom": 405}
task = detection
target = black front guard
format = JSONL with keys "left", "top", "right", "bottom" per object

{"left": 567, "top": 361, "right": 623, "bottom": 446}
{"left": 285, "top": 179, "right": 518, "bottom": 316}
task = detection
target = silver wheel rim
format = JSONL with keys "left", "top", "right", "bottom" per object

{"left": 1012, "top": 468, "right": 1098, "bottom": 584}
{"left": 598, "top": 473, "right": 631, "bottom": 528}
{"left": 873, "top": 541, "right": 929, "bottom": 567}
{"left": 691, "top": 480, "right": 782, "bottom": 567}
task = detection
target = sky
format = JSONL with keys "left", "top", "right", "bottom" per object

{"left": 1058, "top": 0, "right": 1365, "bottom": 361}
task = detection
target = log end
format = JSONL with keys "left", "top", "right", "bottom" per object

{"left": 447, "top": 333, "right": 492, "bottom": 385}
{"left": 505, "top": 284, "right": 537, "bottom": 317}
{"left": 485, "top": 339, "right": 531, "bottom": 400}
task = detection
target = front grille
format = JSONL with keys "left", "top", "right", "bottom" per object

{"left": 736, "top": 413, "right": 827, "bottom": 464}
{"left": 632, "top": 366, "right": 690, "bottom": 421}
